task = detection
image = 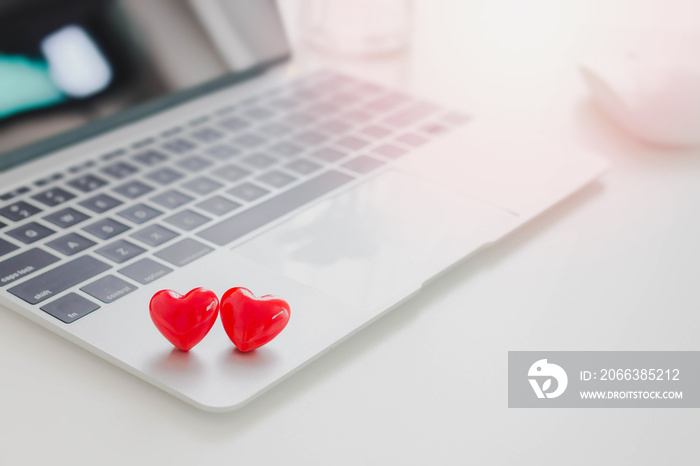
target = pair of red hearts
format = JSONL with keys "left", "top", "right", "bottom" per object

{"left": 149, "top": 287, "right": 290, "bottom": 352}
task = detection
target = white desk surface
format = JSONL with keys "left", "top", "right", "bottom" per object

{"left": 1, "top": 1, "right": 698, "bottom": 464}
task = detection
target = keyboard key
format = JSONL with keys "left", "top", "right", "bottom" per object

{"left": 131, "top": 138, "right": 155, "bottom": 149}
{"left": 285, "top": 111, "right": 316, "bottom": 127}
{"left": 68, "top": 160, "right": 95, "bottom": 173}
{"left": 213, "top": 165, "right": 252, "bottom": 183}
{"left": 442, "top": 111, "right": 472, "bottom": 125}
{"left": 227, "top": 182, "right": 270, "bottom": 202}
{"left": 360, "top": 125, "right": 392, "bottom": 139}
{"left": 162, "top": 138, "right": 196, "bottom": 154}
{"left": 177, "top": 155, "right": 212, "bottom": 172}
{"left": 113, "top": 180, "right": 154, "bottom": 199}
{"left": 198, "top": 170, "right": 355, "bottom": 246}
{"left": 336, "top": 135, "right": 370, "bottom": 150}
{"left": 145, "top": 167, "right": 184, "bottom": 185}
{"left": 269, "top": 97, "right": 299, "bottom": 109}
{"left": 383, "top": 102, "right": 439, "bottom": 127}
{"left": 0, "top": 201, "right": 42, "bottom": 221}
{"left": 397, "top": 132, "right": 428, "bottom": 147}
{"left": 164, "top": 210, "right": 211, "bottom": 231}
{"left": 0, "top": 238, "right": 18, "bottom": 258}
{"left": 46, "top": 233, "right": 96, "bottom": 256}
{"left": 343, "top": 108, "right": 374, "bottom": 124}
{"left": 355, "top": 81, "right": 384, "bottom": 95}
{"left": 232, "top": 133, "right": 267, "bottom": 148}
{"left": 117, "top": 204, "right": 163, "bottom": 224}
{"left": 216, "top": 105, "right": 235, "bottom": 115}
{"left": 196, "top": 196, "right": 241, "bottom": 216}
{"left": 8, "top": 255, "right": 111, "bottom": 304}
{"left": 256, "top": 170, "right": 297, "bottom": 189}
{"left": 150, "top": 189, "right": 194, "bottom": 209}
{"left": 215, "top": 106, "right": 239, "bottom": 117}
{"left": 101, "top": 161, "right": 139, "bottom": 179}
{"left": 81, "top": 275, "right": 137, "bottom": 304}
{"left": 241, "top": 96, "right": 259, "bottom": 106}
{"left": 285, "top": 159, "right": 323, "bottom": 175}
{"left": 101, "top": 149, "right": 126, "bottom": 161}
{"left": 205, "top": 144, "right": 240, "bottom": 160}
{"left": 130, "top": 224, "right": 179, "bottom": 247}
{"left": 79, "top": 193, "right": 123, "bottom": 213}
{"left": 219, "top": 116, "right": 251, "bottom": 132}
{"left": 343, "top": 155, "right": 385, "bottom": 174}
{"left": 40, "top": 293, "right": 100, "bottom": 323}
{"left": 243, "top": 95, "right": 262, "bottom": 106}
{"left": 0, "top": 248, "right": 59, "bottom": 286}
{"left": 32, "top": 187, "right": 75, "bottom": 207}
{"left": 83, "top": 218, "right": 130, "bottom": 239}
{"left": 68, "top": 174, "right": 108, "bottom": 193}
{"left": 44, "top": 173, "right": 65, "bottom": 183}
{"left": 315, "top": 73, "right": 357, "bottom": 91}
{"left": 320, "top": 119, "right": 352, "bottom": 135}
{"left": 241, "top": 153, "right": 278, "bottom": 170}
{"left": 43, "top": 208, "right": 90, "bottom": 228}
{"left": 365, "top": 92, "right": 411, "bottom": 112}
{"left": 420, "top": 121, "right": 450, "bottom": 136}
{"left": 133, "top": 149, "right": 169, "bottom": 166}
{"left": 0, "top": 186, "right": 30, "bottom": 202}
{"left": 190, "top": 127, "right": 224, "bottom": 143}
{"left": 307, "top": 101, "right": 341, "bottom": 117}
{"left": 244, "top": 106, "right": 275, "bottom": 120}
{"left": 328, "top": 91, "right": 363, "bottom": 107}
{"left": 295, "top": 130, "right": 328, "bottom": 146}
{"left": 119, "top": 258, "right": 172, "bottom": 285}
{"left": 6, "top": 222, "right": 55, "bottom": 244}
{"left": 311, "top": 147, "right": 347, "bottom": 162}
{"left": 189, "top": 116, "right": 211, "bottom": 126}
{"left": 289, "top": 87, "right": 324, "bottom": 101}
{"left": 269, "top": 141, "right": 304, "bottom": 158}
{"left": 95, "top": 239, "right": 146, "bottom": 263}
{"left": 181, "top": 176, "right": 224, "bottom": 195}
{"left": 373, "top": 144, "right": 407, "bottom": 159}
{"left": 161, "top": 127, "right": 183, "bottom": 137}
{"left": 258, "top": 122, "right": 293, "bottom": 137}
{"left": 155, "top": 238, "right": 213, "bottom": 267}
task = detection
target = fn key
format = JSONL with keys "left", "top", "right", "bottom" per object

{"left": 40, "top": 293, "right": 100, "bottom": 323}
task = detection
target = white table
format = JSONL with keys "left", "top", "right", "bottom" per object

{"left": 2, "top": 1, "right": 698, "bottom": 464}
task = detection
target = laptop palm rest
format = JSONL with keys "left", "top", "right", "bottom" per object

{"left": 231, "top": 169, "right": 517, "bottom": 313}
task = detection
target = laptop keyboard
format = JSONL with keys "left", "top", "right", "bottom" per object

{"left": 0, "top": 71, "right": 470, "bottom": 323}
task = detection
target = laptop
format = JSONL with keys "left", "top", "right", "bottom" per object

{"left": 0, "top": 0, "right": 606, "bottom": 411}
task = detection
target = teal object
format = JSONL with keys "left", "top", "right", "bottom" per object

{"left": 0, "top": 53, "right": 66, "bottom": 119}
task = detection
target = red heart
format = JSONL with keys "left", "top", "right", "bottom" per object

{"left": 220, "top": 287, "right": 291, "bottom": 352}
{"left": 149, "top": 288, "right": 219, "bottom": 351}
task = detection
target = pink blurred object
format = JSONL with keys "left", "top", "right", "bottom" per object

{"left": 300, "top": 0, "right": 412, "bottom": 57}
{"left": 581, "top": 34, "right": 700, "bottom": 147}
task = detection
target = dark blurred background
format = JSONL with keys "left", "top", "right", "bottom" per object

{"left": 0, "top": 0, "right": 234, "bottom": 154}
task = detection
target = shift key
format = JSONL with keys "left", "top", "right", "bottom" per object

{"left": 8, "top": 256, "right": 111, "bottom": 304}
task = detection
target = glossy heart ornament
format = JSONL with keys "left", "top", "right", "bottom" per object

{"left": 220, "top": 287, "right": 291, "bottom": 352}
{"left": 149, "top": 288, "right": 219, "bottom": 351}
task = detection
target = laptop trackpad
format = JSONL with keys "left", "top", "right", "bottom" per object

{"left": 231, "top": 170, "right": 515, "bottom": 311}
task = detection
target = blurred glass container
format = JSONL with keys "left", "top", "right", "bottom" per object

{"left": 300, "top": 0, "right": 413, "bottom": 57}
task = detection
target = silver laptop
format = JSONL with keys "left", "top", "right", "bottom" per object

{"left": 0, "top": 0, "right": 606, "bottom": 411}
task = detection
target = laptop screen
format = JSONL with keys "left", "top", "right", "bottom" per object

{"left": 0, "top": 0, "right": 290, "bottom": 167}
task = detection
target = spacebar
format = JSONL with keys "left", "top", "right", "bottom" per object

{"left": 197, "top": 170, "right": 355, "bottom": 246}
